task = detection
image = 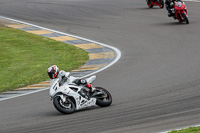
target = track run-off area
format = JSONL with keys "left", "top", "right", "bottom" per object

{"left": 0, "top": 0, "right": 200, "bottom": 133}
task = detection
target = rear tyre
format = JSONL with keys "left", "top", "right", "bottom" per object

{"left": 95, "top": 87, "right": 112, "bottom": 107}
{"left": 147, "top": 0, "right": 153, "bottom": 8}
{"left": 159, "top": 0, "right": 164, "bottom": 8}
{"left": 53, "top": 96, "right": 75, "bottom": 114}
{"left": 182, "top": 12, "right": 189, "bottom": 24}
{"left": 148, "top": 4, "right": 154, "bottom": 8}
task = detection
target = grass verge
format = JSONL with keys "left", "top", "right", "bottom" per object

{"left": 0, "top": 27, "right": 88, "bottom": 92}
{"left": 168, "top": 126, "right": 200, "bottom": 133}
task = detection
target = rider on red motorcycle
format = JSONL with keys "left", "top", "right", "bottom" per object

{"left": 148, "top": 0, "right": 156, "bottom": 2}
{"left": 165, "top": 0, "right": 182, "bottom": 17}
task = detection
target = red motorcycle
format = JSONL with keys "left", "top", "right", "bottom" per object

{"left": 146, "top": 0, "right": 164, "bottom": 8}
{"left": 171, "top": 1, "right": 189, "bottom": 24}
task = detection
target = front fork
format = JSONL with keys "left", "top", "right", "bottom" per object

{"left": 51, "top": 94, "right": 67, "bottom": 102}
{"left": 180, "top": 11, "right": 187, "bottom": 20}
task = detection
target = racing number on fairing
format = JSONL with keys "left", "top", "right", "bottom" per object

{"left": 53, "top": 83, "right": 58, "bottom": 91}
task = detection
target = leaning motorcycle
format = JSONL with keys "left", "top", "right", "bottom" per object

{"left": 171, "top": 1, "right": 189, "bottom": 24}
{"left": 146, "top": 0, "right": 164, "bottom": 8}
{"left": 49, "top": 75, "right": 112, "bottom": 114}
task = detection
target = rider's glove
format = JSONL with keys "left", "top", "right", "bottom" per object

{"left": 170, "top": 2, "right": 174, "bottom": 7}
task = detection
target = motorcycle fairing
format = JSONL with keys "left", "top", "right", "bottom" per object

{"left": 50, "top": 81, "right": 97, "bottom": 110}
{"left": 174, "top": 2, "right": 187, "bottom": 21}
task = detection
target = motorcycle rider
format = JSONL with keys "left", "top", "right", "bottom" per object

{"left": 165, "top": 0, "right": 183, "bottom": 17}
{"left": 47, "top": 65, "right": 95, "bottom": 98}
{"left": 148, "top": 0, "right": 156, "bottom": 3}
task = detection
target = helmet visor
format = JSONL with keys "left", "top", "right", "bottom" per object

{"left": 48, "top": 72, "right": 53, "bottom": 79}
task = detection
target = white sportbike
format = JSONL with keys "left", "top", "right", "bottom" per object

{"left": 50, "top": 75, "right": 112, "bottom": 114}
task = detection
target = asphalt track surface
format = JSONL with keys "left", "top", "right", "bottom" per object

{"left": 0, "top": 0, "right": 200, "bottom": 133}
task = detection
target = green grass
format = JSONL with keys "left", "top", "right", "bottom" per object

{"left": 168, "top": 126, "right": 200, "bottom": 133}
{"left": 0, "top": 27, "right": 88, "bottom": 92}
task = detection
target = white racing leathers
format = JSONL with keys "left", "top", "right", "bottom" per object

{"left": 57, "top": 70, "right": 78, "bottom": 85}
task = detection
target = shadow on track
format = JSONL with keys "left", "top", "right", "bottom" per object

{"left": 135, "top": 7, "right": 164, "bottom": 10}
{"left": 44, "top": 106, "right": 103, "bottom": 116}
{"left": 153, "top": 21, "right": 191, "bottom": 26}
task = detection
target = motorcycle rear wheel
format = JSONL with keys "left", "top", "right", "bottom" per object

{"left": 53, "top": 96, "right": 75, "bottom": 114}
{"left": 148, "top": 4, "right": 153, "bottom": 8}
{"left": 95, "top": 87, "right": 112, "bottom": 107}
{"left": 182, "top": 12, "right": 189, "bottom": 24}
{"left": 146, "top": 0, "right": 153, "bottom": 8}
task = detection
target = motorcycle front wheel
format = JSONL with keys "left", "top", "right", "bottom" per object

{"left": 182, "top": 12, "right": 189, "bottom": 24}
{"left": 95, "top": 87, "right": 112, "bottom": 107}
{"left": 159, "top": 0, "right": 164, "bottom": 8}
{"left": 53, "top": 96, "right": 75, "bottom": 114}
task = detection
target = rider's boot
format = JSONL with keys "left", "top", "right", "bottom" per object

{"left": 168, "top": 12, "right": 175, "bottom": 17}
{"left": 86, "top": 83, "right": 96, "bottom": 93}
{"left": 168, "top": 8, "right": 175, "bottom": 17}
{"left": 91, "top": 87, "right": 96, "bottom": 92}
{"left": 168, "top": 11, "right": 173, "bottom": 17}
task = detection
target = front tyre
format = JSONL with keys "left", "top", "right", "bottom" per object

{"left": 95, "top": 87, "right": 112, "bottom": 107}
{"left": 159, "top": 0, "right": 164, "bottom": 8}
{"left": 182, "top": 12, "right": 189, "bottom": 24}
{"left": 53, "top": 96, "right": 75, "bottom": 114}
